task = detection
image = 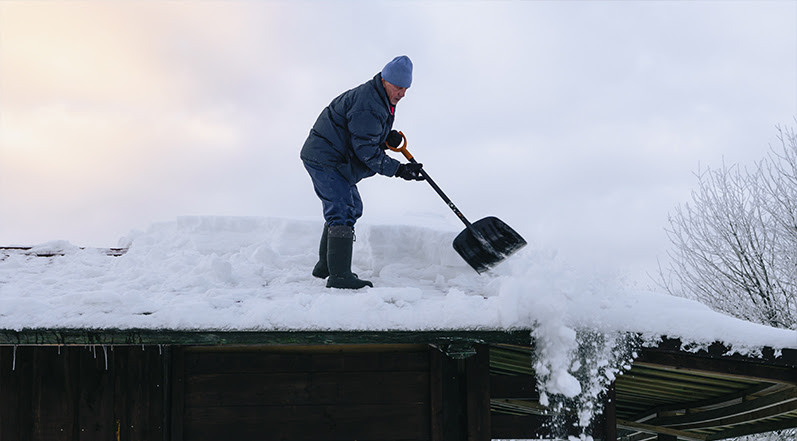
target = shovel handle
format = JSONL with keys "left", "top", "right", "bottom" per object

{"left": 385, "top": 131, "right": 414, "bottom": 161}
{"left": 385, "top": 132, "right": 474, "bottom": 230}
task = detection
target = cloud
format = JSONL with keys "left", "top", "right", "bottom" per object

{"left": 0, "top": 1, "right": 794, "bottom": 285}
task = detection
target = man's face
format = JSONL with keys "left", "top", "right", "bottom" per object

{"left": 382, "top": 79, "right": 408, "bottom": 106}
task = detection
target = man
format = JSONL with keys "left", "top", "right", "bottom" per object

{"left": 300, "top": 55, "right": 424, "bottom": 289}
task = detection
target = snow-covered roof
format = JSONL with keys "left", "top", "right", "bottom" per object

{"left": 1, "top": 216, "right": 794, "bottom": 352}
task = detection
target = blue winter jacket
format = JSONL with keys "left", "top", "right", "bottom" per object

{"left": 300, "top": 73, "right": 401, "bottom": 185}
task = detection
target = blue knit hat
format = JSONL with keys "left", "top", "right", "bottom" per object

{"left": 381, "top": 55, "right": 413, "bottom": 88}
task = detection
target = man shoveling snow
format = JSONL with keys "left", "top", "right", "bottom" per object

{"left": 300, "top": 55, "right": 424, "bottom": 289}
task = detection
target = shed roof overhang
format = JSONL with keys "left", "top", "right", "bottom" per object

{"left": 489, "top": 338, "right": 797, "bottom": 441}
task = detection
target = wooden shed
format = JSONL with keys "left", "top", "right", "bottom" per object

{"left": 1, "top": 329, "right": 795, "bottom": 441}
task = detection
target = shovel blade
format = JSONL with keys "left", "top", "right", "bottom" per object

{"left": 453, "top": 216, "right": 527, "bottom": 273}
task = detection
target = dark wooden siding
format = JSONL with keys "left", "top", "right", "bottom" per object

{"left": 0, "top": 345, "right": 439, "bottom": 441}
{"left": 0, "top": 345, "right": 167, "bottom": 441}
{"left": 177, "top": 346, "right": 431, "bottom": 441}
{"left": 0, "top": 344, "right": 493, "bottom": 441}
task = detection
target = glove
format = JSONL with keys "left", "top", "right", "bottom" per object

{"left": 385, "top": 130, "right": 402, "bottom": 149}
{"left": 395, "top": 163, "right": 425, "bottom": 181}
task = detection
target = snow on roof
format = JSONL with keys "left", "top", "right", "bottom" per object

{"left": 1, "top": 216, "right": 795, "bottom": 353}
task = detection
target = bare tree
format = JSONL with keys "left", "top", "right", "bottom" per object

{"left": 660, "top": 126, "right": 797, "bottom": 330}
{"left": 762, "top": 127, "right": 797, "bottom": 302}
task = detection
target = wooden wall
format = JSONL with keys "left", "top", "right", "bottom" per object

{"left": 0, "top": 345, "right": 167, "bottom": 441}
{"left": 0, "top": 344, "right": 494, "bottom": 441}
{"left": 175, "top": 345, "right": 432, "bottom": 441}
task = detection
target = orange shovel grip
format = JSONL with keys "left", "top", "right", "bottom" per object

{"left": 385, "top": 131, "right": 414, "bottom": 161}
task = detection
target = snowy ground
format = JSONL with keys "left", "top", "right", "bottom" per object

{"left": 1, "top": 216, "right": 793, "bottom": 349}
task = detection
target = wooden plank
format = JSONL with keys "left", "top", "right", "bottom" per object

{"left": 624, "top": 432, "right": 660, "bottom": 441}
{"left": 627, "top": 363, "right": 760, "bottom": 387}
{"left": 429, "top": 346, "right": 445, "bottom": 441}
{"left": 121, "top": 346, "right": 166, "bottom": 441}
{"left": 104, "top": 346, "right": 169, "bottom": 441}
{"left": 676, "top": 397, "right": 797, "bottom": 431}
{"left": 441, "top": 353, "right": 466, "bottom": 441}
{"left": 429, "top": 346, "right": 470, "bottom": 441}
{"left": 183, "top": 404, "right": 430, "bottom": 441}
{"left": 490, "top": 398, "right": 546, "bottom": 415}
{"left": 597, "top": 382, "right": 617, "bottom": 441}
{"left": 77, "top": 346, "right": 115, "bottom": 440}
{"left": 186, "top": 343, "right": 428, "bottom": 353}
{"left": 21, "top": 347, "right": 38, "bottom": 440}
{"left": 170, "top": 346, "right": 185, "bottom": 441}
{"left": 0, "top": 347, "right": 35, "bottom": 440}
{"left": 636, "top": 351, "right": 797, "bottom": 385}
{"left": 628, "top": 382, "right": 779, "bottom": 422}
{"left": 617, "top": 419, "right": 707, "bottom": 441}
{"left": 184, "top": 371, "right": 429, "bottom": 407}
{"left": 489, "top": 346, "right": 535, "bottom": 376}
{"left": 161, "top": 346, "right": 173, "bottom": 441}
{"left": 0, "top": 346, "right": 20, "bottom": 440}
{"left": 183, "top": 349, "right": 430, "bottom": 375}
{"left": 466, "top": 344, "right": 490, "bottom": 441}
{"left": 0, "top": 329, "right": 533, "bottom": 346}
{"left": 651, "top": 387, "right": 797, "bottom": 428}
{"left": 706, "top": 415, "right": 797, "bottom": 440}
{"left": 31, "top": 346, "right": 75, "bottom": 441}
{"left": 113, "top": 347, "right": 129, "bottom": 441}
{"left": 618, "top": 375, "right": 742, "bottom": 400}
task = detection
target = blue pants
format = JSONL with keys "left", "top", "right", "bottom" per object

{"left": 304, "top": 161, "right": 363, "bottom": 227}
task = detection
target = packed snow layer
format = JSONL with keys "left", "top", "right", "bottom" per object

{"left": 0, "top": 216, "right": 795, "bottom": 351}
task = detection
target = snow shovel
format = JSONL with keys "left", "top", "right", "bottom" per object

{"left": 386, "top": 132, "right": 527, "bottom": 273}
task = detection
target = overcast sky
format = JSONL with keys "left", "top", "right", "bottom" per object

{"left": 1, "top": 1, "right": 796, "bottom": 286}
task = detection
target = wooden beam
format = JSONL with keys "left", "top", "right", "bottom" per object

{"left": 627, "top": 382, "right": 778, "bottom": 423}
{"left": 604, "top": 383, "right": 617, "bottom": 441}
{"left": 706, "top": 415, "right": 797, "bottom": 440}
{"left": 0, "top": 329, "right": 533, "bottom": 347}
{"left": 623, "top": 433, "right": 659, "bottom": 441}
{"left": 169, "top": 346, "right": 185, "bottom": 441}
{"left": 651, "top": 387, "right": 797, "bottom": 429}
{"left": 430, "top": 346, "right": 445, "bottom": 441}
{"left": 617, "top": 419, "right": 707, "bottom": 441}
{"left": 436, "top": 346, "right": 466, "bottom": 441}
{"left": 490, "top": 398, "right": 546, "bottom": 415}
{"left": 466, "top": 344, "right": 491, "bottom": 441}
{"left": 638, "top": 348, "right": 797, "bottom": 384}
{"left": 627, "top": 364, "right": 761, "bottom": 388}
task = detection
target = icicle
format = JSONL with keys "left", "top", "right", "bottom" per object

{"left": 158, "top": 344, "right": 162, "bottom": 355}
{"left": 92, "top": 345, "right": 97, "bottom": 359}
{"left": 103, "top": 346, "right": 109, "bottom": 371}
{"left": 12, "top": 345, "right": 17, "bottom": 371}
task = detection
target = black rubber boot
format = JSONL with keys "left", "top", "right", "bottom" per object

{"left": 311, "top": 223, "right": 329, "bottom": 279}
{"left": 326, "top": 225, "right": 373, "bottom": 289}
